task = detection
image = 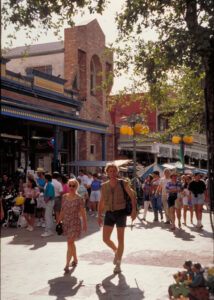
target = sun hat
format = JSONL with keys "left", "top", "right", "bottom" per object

{"left": 36, "top": 167, "right": 45, "bottom": 173}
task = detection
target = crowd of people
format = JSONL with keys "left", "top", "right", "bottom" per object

{"left": 141, "top": 169, "right": 209, "bottom": 230}
{"left": 0, "top": 165, "right": 210, "bottom": 274}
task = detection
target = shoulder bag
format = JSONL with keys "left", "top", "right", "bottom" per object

{"left": 119, "top": 180, "right": 133, "bottom": 216}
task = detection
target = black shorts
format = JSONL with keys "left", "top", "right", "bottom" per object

{"left": 104, "top": 210, "right": 127, "bottom": 228}
{"left": 24, "top": 198, "right": 36, "bottom": 215}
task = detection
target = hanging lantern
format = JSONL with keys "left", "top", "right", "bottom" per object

{"left": 127, "top": 127, "right": 134, "bottom": 136}
{"left": 141, "top": 126, "right": 149, "bottom": 134}
{"left": 172, "top": 136, "right": 181, "bottom": 144}
{"left": 188, "top": 136, "right": 194, "bottom": 143}
{"left": 183, "top": 136, "right": 190, "bottom": 143}
{"left": 134, "top": 123, "right": 143, "bottom": 133}
{"left": 120, "top": 125, "right": 129, "bottom": 135}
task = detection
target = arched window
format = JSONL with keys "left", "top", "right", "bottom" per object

{"left": 90, "top": 60, "right": 96, "bottom": 95}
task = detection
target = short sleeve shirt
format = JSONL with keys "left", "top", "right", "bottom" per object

{"left": 166, "top": 180, "right": 182, "bottom": 196}
{"left": 44, "top": 182, "right": 55, "bottom": 201}
{"left": 188, "top": 180, "right": 206, "bottom": 195}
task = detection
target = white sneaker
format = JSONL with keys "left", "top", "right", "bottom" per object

{"left": 41, "top": 231, "right": 53, "bottom": 237}
{"left": 42, "top": 222, "right": 46, "bottom": 228}
{"left": 36, "top": 220, "right": 41, "bottom": 227}
{"left": 27, "top": 226, "right": 34, "bottom": 231}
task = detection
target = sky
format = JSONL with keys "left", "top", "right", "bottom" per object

{"left": 2, "top": 0, "right": 156, "bottom": 94}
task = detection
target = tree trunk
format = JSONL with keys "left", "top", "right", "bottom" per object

{"left": 205, "top": 48, "right": 214, "bottom": 232}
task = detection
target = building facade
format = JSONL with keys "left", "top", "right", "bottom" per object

{"left": 1, "top": 20, "right": 114, "bottom": 175}
{"left": 110, "top": 96, "right": 208, "bottom": 169}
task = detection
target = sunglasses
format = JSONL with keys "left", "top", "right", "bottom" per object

{"left": 69, "top": 184, "right": 76, "bottom": 188}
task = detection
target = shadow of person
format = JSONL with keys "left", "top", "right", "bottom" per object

{"left": 172, "top": 228, "right": 195, "bottom": 241}
{"left": 48, "top": 274, "right": 83, "bottom": 300}
{"left": 96, "top": 273, "right": 144, "bottom": 300}
{"left": 188, "top": 225, "right": 214, "bottom": 239}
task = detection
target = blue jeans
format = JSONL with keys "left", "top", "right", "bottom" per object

{"left": 45, "top": 200, "right": 55, "bottom": 232}
{"left": 151, "top": 194, "right": 162, "bottom": 220}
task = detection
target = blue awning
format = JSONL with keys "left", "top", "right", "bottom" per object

{"left": 1, "top": 99, "right": 108, "bottom": 134}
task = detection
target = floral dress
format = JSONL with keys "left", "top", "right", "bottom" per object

{"left": 62, "top": 194, "right": 84, "bottom": 238}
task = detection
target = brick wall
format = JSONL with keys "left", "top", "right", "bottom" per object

{"left": 64, "top": 19, "right": 115, "bottom": 162}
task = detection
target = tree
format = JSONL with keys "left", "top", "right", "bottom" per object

{"left": 2, "top": 0, "right": 214, "bottom": 220}
{"left": 112, "top": 0, "right": 214, "bottom": 222}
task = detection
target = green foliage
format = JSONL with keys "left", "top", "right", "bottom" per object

{"left": 2, "top": 0, "right": 108, "bottom": 47}
{"left": 2, "top": 0, "right": 214, "bottom": 136}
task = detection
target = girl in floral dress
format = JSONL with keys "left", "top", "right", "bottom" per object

{"left": 59, "top": 178, "right": 87, "bottom": 272}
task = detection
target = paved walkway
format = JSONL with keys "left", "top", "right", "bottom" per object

{"left": 1, "top": 209, "right": 213, "bottom": 300}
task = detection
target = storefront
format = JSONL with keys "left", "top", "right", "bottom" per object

{"left": 1, "top": 58, "right": 108, "bottom": 176}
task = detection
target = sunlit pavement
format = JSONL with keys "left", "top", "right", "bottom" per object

{"left": 1, "top": 209, "right": 213, "bottom": 300}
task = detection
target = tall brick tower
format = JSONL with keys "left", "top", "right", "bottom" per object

{"left": 64, "top": 19, "right": 114, "bottom": 162}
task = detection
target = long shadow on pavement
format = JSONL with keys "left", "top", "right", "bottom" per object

{"left": 47, "top": 267, "right": 84, "bottom": 300}
{"left": 187, "top": 225, "right": 214, "bottom": 239}
{"left": 96, "top": 273, "right": 144, "bottom": 300}
{"left": 1, "top": 214, "right": 100, "bottom": 250}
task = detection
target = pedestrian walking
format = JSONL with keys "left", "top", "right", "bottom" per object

{"left": 188, "top": 172, "right": 207, "bottom": 228}
{"left": 77, "top": 178, "right": 89, "bottom": 209}
{"left": 60, "top": 175, "right": 69, "bottom": 195}
{"left": 77, "top": 170, "right": 88, "bottom": 187}
{"left": 156, "top": 168, "right": 171, "bottom": 224}
{"left": 97, "top": 163, "right": 136, "bottom": 274}
{"left": 90, "top": 173, "right": 102, "bottom": 212}
{"left": 41, "top": 174, "right": 55, "bottom": 237}
{"left": 151, "top": 171, "right": 163, "bottom": 222}
{"left": 58, "top": 178, "right": 87, "bottom": 272}
{"left": 23, "top": 178, "right": 39, "bottom": 231}
{"left": 52, "top": 172, "right": 63, "bottom": 224}
{"left": 36, "top": 168, "right": 46, "bottom": 227}
{"left": 166, "top": 172, "right": 182, "bottom": 230}
{"left": 181, "top": 175, "right": 193, "bottom": 226}
{"left": 141, "top": 174, "right": 153, "bottom": 221}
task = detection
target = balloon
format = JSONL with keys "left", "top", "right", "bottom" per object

{"left": 16, "top": 196, "right": 25, "bottom": 205}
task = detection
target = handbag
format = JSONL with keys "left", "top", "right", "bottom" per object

{"left": 56, "top": 222, "right": 63, "bottom": 235}
{"left": 119, "top": 180, "right": 133, "bottom": 216}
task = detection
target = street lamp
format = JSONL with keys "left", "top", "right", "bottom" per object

{"left": 120, "top": 113, "right": 149, "bottom": 190}
{"left": 172, "top": 134, "right": 194, "bottom": 173}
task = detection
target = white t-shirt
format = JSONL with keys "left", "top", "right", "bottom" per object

{"left": 77, "top": 175, "right": 88, "bottom": 186}
{"left": 52, "top": 179, "right": 63, "bottom": 197}
{"left": 86, "top": 177, "right": 93, "bottom": 187}
{"left": 159, "top": 177, "right": 171, "bottom": 196}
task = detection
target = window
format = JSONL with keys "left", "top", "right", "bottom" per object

{"left": 72, "top": 71, "right": 79, "bottom": 90}
{"left": 158, "top": 115, "right": 169, "bottom": 131}
{"left": 90, "top": 144, "right": 95, "bottom": 154}
{"left": 26, "top": 65, "right": 52, "bottom": 75}
{"left": 90, "top": 60, "right": 96, "bottom": 95}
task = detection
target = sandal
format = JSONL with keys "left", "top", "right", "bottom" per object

{"left": 71, "top": 261, "right": 78, "bottom": 267}
{"left": 64, "top": 266, "right": 69, "bottom": 272}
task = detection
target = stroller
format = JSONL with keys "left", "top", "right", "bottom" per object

{"left": 2, "top": 192, "right": 24, "bottom": 228}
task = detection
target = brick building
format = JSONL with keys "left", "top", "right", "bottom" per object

{"left": 1, "top": 20, "right": 114, "bottom": 175}
{"left": 110, "top": 95, "right": 208, "bottom": 169}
